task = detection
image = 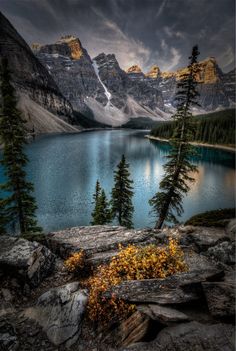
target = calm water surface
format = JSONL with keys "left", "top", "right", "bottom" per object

{"left": 1, "top": 130, "right": 235, "bottom": 231}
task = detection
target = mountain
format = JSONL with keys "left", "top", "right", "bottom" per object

{"left": 1, "top": 10, "right": 234, "bottom": 130}
{"left": 35, "top": 38, "right": 168, "bottom": 126}
{"left": 127, "top": 57, "right": 235, "bottom": 112}
{"left": 0, "top": 11, "right": 81, "bottom": 134}
{"left": 35, "top": 34, "right": 235, "bottom": 127}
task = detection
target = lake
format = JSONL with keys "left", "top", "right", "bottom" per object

{"left": 1, "top": 130, "right": 235, "bottom": 231}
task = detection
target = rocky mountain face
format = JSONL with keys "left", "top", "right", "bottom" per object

{"left": 0, "top": 11, "right": 80, "bottom": 134}
{"left": 222, "top": 68, "right": 236, "bottom": 103}
{"left": 35, "top": 36, "right": 105, "bottom": 117}
{"left": 36, "top": 34, "right": 235, "bottom": 127}
{"left": 127, "top": 57, "right": 235, "bottom": 112}
{"left": 35, "top": 39, "right": 168, "bottom": 126}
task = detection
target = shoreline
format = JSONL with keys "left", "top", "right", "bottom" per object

{"left": 145, "top": 135, "right": 236, "bottom": 153}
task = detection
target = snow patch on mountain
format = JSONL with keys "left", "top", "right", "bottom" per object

{"left": 92, "top": 60, "right": 112, "bottom": 107}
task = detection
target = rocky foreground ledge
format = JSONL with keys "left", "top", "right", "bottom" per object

{"left": 0, "top": 222, "right": 235, "bottom": 351}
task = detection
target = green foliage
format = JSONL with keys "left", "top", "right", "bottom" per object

{"left": 185, "top": 208, "right": 235, "bottom": 227}
{"left": 0, "top": 58, "right": 41, "bottom": 235}
{"left": 150, "top": 46, "right": 200, "bottom": 229}
{"left": 151, "top": 109, "right": 235, "bottom": 146}
{"left": 111, "top": 154, "right": 134, "bottom": 228}
{"left": 91, "top": 181, "right": 111, "bottom": 225}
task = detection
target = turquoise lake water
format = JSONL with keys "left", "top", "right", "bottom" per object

{"left": 0, "top": 130, "right": 235, "bottom": 231}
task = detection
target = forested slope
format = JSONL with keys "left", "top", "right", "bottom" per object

{"left": 150, "top": 109, "right": 235, "bottom": 146}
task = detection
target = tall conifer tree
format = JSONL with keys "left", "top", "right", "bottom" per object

{"left": 150, "top": 46, "right": 200, "bottom": 229}
{"left": 111, "top": 155, "right": 134, "bottom": 228}
{"left": 91, "top": 182, "right": 110, "bottom": 225}
{"left": 0, "top": 58, "right": 41, "bottom": 234}
{"left": 93, "top": 180, "right": 102, "bottom": 204}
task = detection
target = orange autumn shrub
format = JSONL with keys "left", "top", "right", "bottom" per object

{"left": 64, "top": 251, "right": 85, "bottom": 272}
{"left": 86, "top": 238, "right": 187, "bottom": 325}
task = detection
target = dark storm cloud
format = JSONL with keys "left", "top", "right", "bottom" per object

{"left": 0, "top": 0, "right": 235, "bottom": 72}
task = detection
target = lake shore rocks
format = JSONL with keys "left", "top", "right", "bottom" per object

{"left": 0, "top": 222, "right": 235, "bottom": 350}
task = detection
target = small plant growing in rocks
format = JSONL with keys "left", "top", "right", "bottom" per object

{"left": 85, "top": 238, "right": 187, "bottom": 326}
{"left": 64, "top": 251, "right": 85, "bottom": 273}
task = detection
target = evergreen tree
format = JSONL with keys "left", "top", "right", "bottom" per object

{"left": 111, "top": 154, "right": 134, "bottom": 228}
{"left": 93, "top": 180, "right": 102, "bottom": 204}
{"left": 150, "top": 46, "right": 200, "bottom": 229}
{"left": 91, "top": 183, "right": 110, "bottom": 225}
{"left": 0, "top": 58, "right": 41, "bottom": 234}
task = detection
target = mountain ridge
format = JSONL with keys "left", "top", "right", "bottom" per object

{"left": 35, "top": 39, "right": 167, "bottom": 126}
{"left": 35, "top": 34, "right": 235, "bottom": 125}
{"left": 0, "top": 11, "right": 83, "bottom": 134}
{"left": 0, "top": 9, "right": 235, "bottom": 130}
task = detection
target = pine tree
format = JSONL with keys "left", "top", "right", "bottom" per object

{"left": 93, "top": 180, "right": 102, "bottom": 204}
{"left": 111, "top": 154, "right": 134, "bottom": 228}
{"left": 0, "top": 58, "right": 41, "bottom": 234}
{"left": 91, "top": 182, "right": 110, "bottom": 225}
{"left": 149, "top": 46, "right": 200, "bottom": 229}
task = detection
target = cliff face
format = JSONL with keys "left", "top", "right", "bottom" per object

{"left": 127, "top": 57, "right": 235, "bottom": 112}
{"left": 93, "top": 53, "right": 164, "bottom": 112}
{"left": 36, "top": 35, "right": 105, "bottom": 116}
{"left": 0, "top": 12, "right": 75, "bottom": 129}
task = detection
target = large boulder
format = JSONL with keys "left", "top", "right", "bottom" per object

{"left": 121, "top": 321, "right": 235, "bottom": 351}
{"left": 47, "top": 226, "right": 159, "bottom": 261}
{"left": 162, "top": 226, "right": 231, "bottom": 252}
{"left": 23, "top": 282, "right": 87, "bottom": 347}
{"left": 183, "top": 249, "right": 221, "bottom": 272}
{"left": 0, "top": 236, "right": 55, "bottom": 287}
{"left": 105, "top": 270, "right": 222, "bottom": 304}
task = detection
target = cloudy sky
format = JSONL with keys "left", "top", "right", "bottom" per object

{"left": 0, "top": 0, "right": 235, "bottom": 72}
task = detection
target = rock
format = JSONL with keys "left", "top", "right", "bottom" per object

{"left": 205, "top": 241, "right": 235, "bottom": 265}
{"left": 202, "top": 275, "right": 235, "bottom": 318}
{"left": 0, "top": 236, "right": 55, "bottom": 287}
{"left": 105, "top": 270, "right": 222, "bottom": 304}
{"left": 137, "top": 304, "right": 189, "bottom": 324}
{"left": 226, "top": 218, "right": 236, "bottom": 239}
{"left": 145, "top": 66, "right": 161, "bottom": 79}
{"left": 23, "top": 282, "right": 88, "bottom": 347}
{"left": 104, "top": 311, "right": 150, "bottom": 347}
{"left": 0, "top": 320, "right": 19, "bottom": 351}
{"left": 175, "top": 226, "right": 230, "bottom": 252}
{"left": 47, "top": 225, "right": 159, "bottom": 261}
{"left": 121, "top": 321, "right": 235, "bottom": 351}
{"left": 86, "top": 250, "right": 119, "bottom": 266}
{"left": 0, "top": 12, "right": 76, "bottom": 134}
{"left": 1, "top": 289, "right": 13, "bottom": 303}
{"left": 184, "top": 249, "right": 220, "bottom": 272}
